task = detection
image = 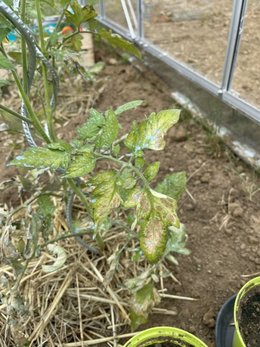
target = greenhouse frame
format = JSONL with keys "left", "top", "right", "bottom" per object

{"left": 95, "top": 0, "right": 260, "bottom": 167}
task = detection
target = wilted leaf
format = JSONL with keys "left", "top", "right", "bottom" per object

{"left": 144, "top": 161, "right": 160, "bottom": 182}
{"left": 139, "top": 215, "right": 167, "bottom": 263}
{"left": 130, "top": 282, "right": 160, "bottom": 330}
{"left": 156, "top": 172, "right": 186, "bottom": 201}
{"left": 99, "top": 28, "right": 141, "bottom": 59}
{"left": 125, "top": 109, "right": 180, "bottom": 152}
{"left": 165, "top": 224, "right": 190, "bottom": 256}
{"left": 10, "top": 147, "right": 70, "bottom": 170}
{"left": 0, "top": 52, "right": 15, "bottom": 70}
{"left": 91, "top": 171, "right": 121, "bottom": 222}
{"left": 66, "top": 151, "right": 96, "bottom": 177}
{"left": 114, "top": 100, "right": 143, "bottom": 116}
{"left": 64, "top": 1, "right": 97, "bottom": 28}
{"left": 42, "top": 244, "right": 67, "bottom": 273}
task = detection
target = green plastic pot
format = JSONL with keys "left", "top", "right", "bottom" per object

{"left": 123, "top": 327, "right": 208, "bottom": 347}
{"left": 233, "top": 276, "right": 260, "bottom": 347}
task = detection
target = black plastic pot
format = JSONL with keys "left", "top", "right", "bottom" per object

{"left": 215, "top": 294, "right": 236, "bottom": 347}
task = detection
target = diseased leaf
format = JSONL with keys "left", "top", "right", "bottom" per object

{"left": 0, "top": 52, "right": 15, "bottom": 70}
{"left": 66, "top": 151, "right": 96, "bottom": 177}
{"left": 125, "top": 109, "right": 180, "bottom": 152}
{"left": 130, "top": 282, "right": 160, "bottom": 330}
{"left": 150, "top": 189, "right": 179, "bottom": 228}
{"left": 115, "top": 100, "right": 143, "bottom": 116}
{"left": 144, "top": 161, "right": 160, "bottom": 182}
{"left": 96, "top": 110, "right": 119, "bottom": 148}
{"left": 120, "top": 186, "right": 143, "bottom": 209}
{"left": 156, "top": 171, "right": 186, "bottom": 201}
{"left": 91, "top": 171, "right": 121, "bottom": 222}
{"left": 117, "top": 168, "right": 136, "bottom": 190}
{"left": 99, "top": 28, "right": 141, "bottom": 59}
{"left": 139, "top": 216, "right": 167, "bottom": 263}
{"left": 64, "top": 1, "right": 97, "bottom": 28}
{"left": 77, "top": 108, "right": 105, "bottom": 141}
{"left": 10, "top": 147, "right": 70, "bottom": 170}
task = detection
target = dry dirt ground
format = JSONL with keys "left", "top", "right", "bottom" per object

{"left": 0, "top": 48, "right": 260, "bottom": 347}
{"left": 105, "top": 0, "right": 260, "bottom": 108}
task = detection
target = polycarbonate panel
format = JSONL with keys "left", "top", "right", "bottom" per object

{"left": 231, "top": 1, "right": 260, "bottom": 109}
{"left": 103, "top": 0, "right": 137, "bottom": 31}
{"left": 143, "top": 0, "right": 233, "bottom": 84}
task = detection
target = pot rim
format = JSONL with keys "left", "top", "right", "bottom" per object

{"left": 123, "top": 326, "right": 208, "bottom": 347}
{"left": 234, "top": 276, "right": 260, "bottom": 347}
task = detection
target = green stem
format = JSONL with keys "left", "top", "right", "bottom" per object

{"left": 35, "top": 0, "right": 56, "bottom": 141}
{"left": 57, "top": 30, "right": 80, "bottom": 49}
{"left": 0, "top": 104, "right": 32, "bottom": 123}
{"left": 20, "top": 0, "right": 28, "bottom": 93}
{"left": 66, "top": 178, "right": 91, "bottom": 215}
{"left": 95, "top": 152, "right": 150, "bottom": 189}
{"left": 12, "top": 69, "right": 51, "bottom": 143}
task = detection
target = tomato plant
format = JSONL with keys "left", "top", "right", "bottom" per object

{"left": 0, "top": 0, "right": 189, "bottom": 330}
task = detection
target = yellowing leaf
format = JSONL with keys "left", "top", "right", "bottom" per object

{"left": 10, "top": 147, "right": 70, "bottom": 170}
{"left": 66, "top": 151, "right": 96, "bottom": 177}
{"left": 96, "top": 110, "right": 119, "bottom": 148}
{"left": 125, "top": 109, "right": 180, "bottom": 152}
{"left": 91, "top": 171, "right": 121, "bottom": 222}
{"left": 130, "top": 282, "right": 160, "bottom": 330}
{"left": 144, "top": 161, "right": 160, "bottom": 182}
{"left": 140, "top": 216, "right": 167, "bottom": 263}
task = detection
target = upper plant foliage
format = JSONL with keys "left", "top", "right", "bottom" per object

{"left": 10, "top": 106, "right": 184, "bottom": 265}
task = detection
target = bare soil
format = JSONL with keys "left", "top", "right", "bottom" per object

{"left": 0, "top": 48, "right": 260, "bottom": 347}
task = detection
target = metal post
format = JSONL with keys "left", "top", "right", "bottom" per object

{"left": 220, "top": 0, "right": 248, "bottom": 93}
{"left": 99, "top": 0, "right": 105, "bottom": 19}
{"left": 121, "top": 0, "right": 136, "bottom": 39}
{"left": 136, "top": 0, "right": 143, "bottom": 40}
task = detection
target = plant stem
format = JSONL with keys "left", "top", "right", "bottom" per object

{"left": 35, "top": 0, "right": 56, "bottom": 141}
{"left": 57, "top": 30, "right": 80, "bottom": 49}
{"left": 66, "top": 178, "right": 91, "bottom": 215}
{"left": 0, "top": 104, "right": 32, "bottom": 123}
{"left": 95, "top": 152, "right": 150, "bottom": 188}
{"left": 12, "top": 69, "right": 51, "bottom": 143}
{"left": 20, "top": 0, "right": 28, "bottom": 93}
